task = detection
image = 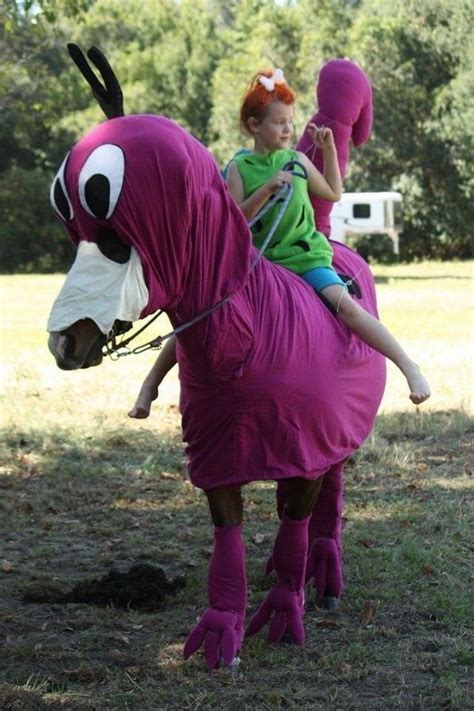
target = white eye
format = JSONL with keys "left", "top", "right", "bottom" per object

{"left": 50, "top": 152, "right": 74, "bottom": 221}
{"left": 78, "top": 144, "right": 125, "bottom": 219}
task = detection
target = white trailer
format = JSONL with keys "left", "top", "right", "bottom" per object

{"left": 330, "top": 191, "right": 403, "bottom": 255}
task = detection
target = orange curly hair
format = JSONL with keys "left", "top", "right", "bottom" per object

{"left": 240, "top": 71, "right": 296, "bottom": 135}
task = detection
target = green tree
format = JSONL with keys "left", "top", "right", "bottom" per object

{"left": 0, "top": 166, "right": 74, "bottom": 272}
{"left": 0, "top": 2, "right": 84, "bottom": 272}
{"left": 346, "top": 0, "right": 473, "bottom": 259}
{"left": 1, "top": 0, "right": 472, "bottom": 271}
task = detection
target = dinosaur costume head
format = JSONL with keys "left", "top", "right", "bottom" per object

{"left": 296, "top": 58, "right": 373, "bottom": 236}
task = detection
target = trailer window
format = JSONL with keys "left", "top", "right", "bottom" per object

{"left": 353, "top": 203, "right": 371, "bottom": 218}
{"left": 393, "top": 200, "right": 402, "bottom": 230}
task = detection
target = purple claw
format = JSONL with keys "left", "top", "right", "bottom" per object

{"left": 306, "top": 538, "right": 343, "bottom": 599}
{"left": 245, "top": 583, "right": 305, "bottom": 646}
{"left": 183, "top": 608, "right": 243, "bottom": 670}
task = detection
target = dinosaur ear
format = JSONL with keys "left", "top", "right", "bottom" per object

{"left": 67, "top": 43, "right": 124, "bottom": 119}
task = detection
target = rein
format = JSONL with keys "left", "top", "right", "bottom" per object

{"left": 103, "top": 160, "right": 308, "bottom": 359}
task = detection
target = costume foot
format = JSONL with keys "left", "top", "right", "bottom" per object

{"left": 245, "top": 582, "right": 305, "bottom": 645}
{"left": 183, "top": 608, "right": 243, "bottom": 670}
{"left": 263, "top": 552, "right": 274, "bottom": 576}
{"left": 128, "top": 384, "right": 158, "bottom": 419}
{"left": 306, "top": 537, "right": 343, "bottom": 601}
{"left": 405, "top": 364, "right": 431, "bottom": 405}
{"left": 320, "top": 595, "right": 340, "bottom": 611}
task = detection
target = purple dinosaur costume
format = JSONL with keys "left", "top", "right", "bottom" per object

{"left": 47, "top": 50, "right": 385, "bottom": 669}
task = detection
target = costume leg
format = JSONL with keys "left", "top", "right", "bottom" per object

{"left": 246, "top": 477, "right": 322, "bottom": 645}
{"left": 263, "top": 481, "right": 287, "bottom": 575}
{"left": 306, "top": 461, "right": 344, "bottom": 609}
{"left": 266, "top": 466, "right": 345, "bottom": 609}
{"left": 183, "top": 487, "right": 246, "bottom": 670}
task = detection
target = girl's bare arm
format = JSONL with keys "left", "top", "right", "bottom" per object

{"left": 227, "top": 160, "right": 292, "bottom": 220}
{"left": 298, "top": 125, "right": 342, "bottom": 202}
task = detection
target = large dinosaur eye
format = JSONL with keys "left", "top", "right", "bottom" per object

{"left": 78, "top": 144, "right": 125, "bottom": 219}
{"left": 50, "top": 152, "right": 74, "bottom": 221}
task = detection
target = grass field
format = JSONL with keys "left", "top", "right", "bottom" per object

{"left": 0, "top": 263, "right": 473, "bottom": 709}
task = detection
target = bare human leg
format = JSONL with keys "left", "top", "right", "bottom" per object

{"left": 322, "top": 284, "right": 431, "bottom": 405}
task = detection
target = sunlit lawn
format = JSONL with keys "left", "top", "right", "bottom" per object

{"left": 0, "top": 262, "right": 472, "bottom": 709}
{"left": 373, "top": 261, "right": 473, "bottom": 413}
{"left": 1, "top": 261, "right": 473, "bottom": 417}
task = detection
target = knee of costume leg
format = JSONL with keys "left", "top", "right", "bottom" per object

{"left": 205, "top": 485, "right": 243, "bottom": 527}
{"left": 276, "top": 481, "right": 287, "bottom": 519}
{"left": 285, "top": 478, "right": 323, "bottom": 520}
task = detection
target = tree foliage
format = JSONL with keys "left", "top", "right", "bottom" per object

{"left": 1, "top": 0, "right": 472, "bottom": 272}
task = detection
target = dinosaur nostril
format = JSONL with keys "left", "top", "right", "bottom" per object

{"left": 58, "top": 332, "right": 76, "bottom": 361}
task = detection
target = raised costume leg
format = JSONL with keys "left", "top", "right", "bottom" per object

{"left": 246, "top": 477, "right": 322, "bottom": 645}
{"left": 183, "top": 486, "right": 247, "bottom": 670}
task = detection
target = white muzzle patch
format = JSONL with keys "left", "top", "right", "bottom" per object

{"left": 47, "top": 241, "right": 149, "bottom": 335}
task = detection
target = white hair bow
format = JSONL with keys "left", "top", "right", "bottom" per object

{"left": 258, "top": 68, "right": 286, "bottom": 91}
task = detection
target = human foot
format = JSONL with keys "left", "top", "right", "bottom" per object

{"left": 128, "top": 384, "right": 158, "bottom": 418}
{"left": 405, "top": 364, "right": 431, "bottom": 405}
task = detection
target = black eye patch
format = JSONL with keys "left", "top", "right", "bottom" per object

{"left": 96, "top": 227, "right": 131, "bottom": 263}
{"left": 85, "top": 174, "right": 110, "bottom": 220}
{"left": 53, "top": 177, "right": 73, "bottom": 221}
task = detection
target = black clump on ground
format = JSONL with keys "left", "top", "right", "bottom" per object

{"left": 23, "top": 563, "right": 185, "bottom": 610}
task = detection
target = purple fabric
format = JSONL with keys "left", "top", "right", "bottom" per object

{"left": 296, "top": 59, "right": 373, "bottom": 236}
{"left": 245, "top": 583, "right": 305, "bottom": 645}
{"left": 208, "top": 525, "right": 247, "bottom": 616}
{"left": 307, "top": 538, "right": 343, "bottom": 599}
{"left": 307, "top": 462, "right": 344, "bottom": 551}
{"left": 246, "top": 516, "right": 309, "bottom": 645}
{"left": 180, "top": 238, "right": 385, "bottom": 489}
{"left": 60, "top": 114, "right": 385, "bottom": 491}
{"left": 264, "top": 463, "right": 344, "bottom": 597}
{"left": 183, "top": 608, "right": 243, "bottom": 669}
{"left": 183, "top": 524, "right": 246, "bottom": 669}
{"left": 272, "top": 515, "right": 309, "bottom": 592}
{"left": 306, "top": 461, "right": 344, "bottom": 598}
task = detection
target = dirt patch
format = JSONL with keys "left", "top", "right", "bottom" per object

{"left": 22, "top": 563, "right": 185, "bottom": 610}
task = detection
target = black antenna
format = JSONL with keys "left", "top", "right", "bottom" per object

{"left": 67, "top": 43, "right": 124, "bottom": 119}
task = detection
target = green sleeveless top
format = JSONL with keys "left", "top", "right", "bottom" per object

{"left": 234, "top": 148, "right": 333, "bottom": 274}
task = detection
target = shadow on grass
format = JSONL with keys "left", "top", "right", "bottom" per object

{"left": 0, "top": 408, "right": 472, "bottom": 709}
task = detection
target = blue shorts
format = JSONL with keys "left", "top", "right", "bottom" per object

{"left": 301, "top": 266, "right": 346, "bottom": 293}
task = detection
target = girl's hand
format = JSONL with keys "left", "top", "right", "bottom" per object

{"left": 265, "top": 170, "right": 293, "bottom": 194}
{"left": 307, "top": 124, "right": 336, "bottom": 153}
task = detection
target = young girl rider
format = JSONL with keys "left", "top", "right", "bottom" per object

{"left": 129, "top": 69, "right": 430, "bottom": 418}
